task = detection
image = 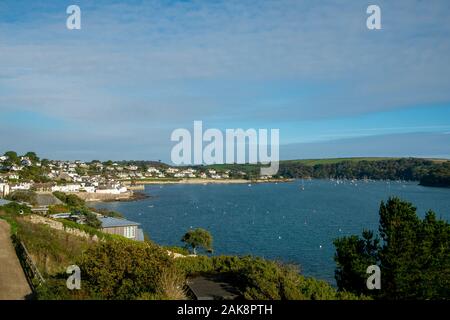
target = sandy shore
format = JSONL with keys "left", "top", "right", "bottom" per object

{"left": 122, "top": 178, "right": 294, "bottom": 185}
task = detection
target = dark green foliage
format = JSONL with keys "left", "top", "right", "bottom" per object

{"left": 419, "top": 162, "right": 450, "bottom": 187}
{"left": 334, "top": 231, "right": 379, "bottom": 295}
{"left": 84, "top": 211, "right": 102, "bottom": 229}
{"left": 181, "top": 228, "right": 213, "bottom": 254}
{"left": 175, "top": 255, "right": 363, "bottom": 300}
{"left": 19, "top": 165, "right": 50, "bottom": 183}
{"left": 53, "top": 192, "right": 100, "bottom": 228}
{"left": 201, "top": 158, "right": 450, "bottom": 186}
{"left": 24, "top": 152, "right": 39, "bottom": 162}
{"left": 279, "top": 158, "right": 439, "bottom": 180}
{"left": 334, "top": 197, "right": 450, "bottom": 299}
{"left": 70, "top": 207, "right": 101, "bottom": 229}
{"left": 52, "top": 191, "right": 85, "bottom": 208}
{"left": 3, "top": 151, "right": 19, "bottom": 164}
{"left": 79, "top": 240, "right": 174, "bottom": 299}
{"left": 0, "top": 202, "right": 32, "bottom": 215}
{"left": 93, "top": 208, "right": 124, "bottom": 218}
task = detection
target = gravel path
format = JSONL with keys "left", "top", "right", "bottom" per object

{"left": 0, "top": 220, "right": 32, "bottom": 300}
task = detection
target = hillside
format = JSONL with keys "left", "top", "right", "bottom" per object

{"left": 200, "top": 157, "right": 450, "bottom": 187}
{"left": 0, "top": 202, "right": 364, "bottom": 300}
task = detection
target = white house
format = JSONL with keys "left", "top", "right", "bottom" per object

{"left": 11, "top": 183, "right": 32, "bottom": 191}
{"left": 0, "top": 183, "right": 10, "bottom": 197}
{"left": 174, "top": 172, "right": 186, "bottom": 178}
{"left": 95, "top": 187, "right": 127, "bottom": 195}
{"left": 166, "top": 167, "right": 179, "bottom": 174}
{"left": 52, "top": 184, "right": 81, "bottom": 193}
{"left": 20, "top": 158, "right": 32, "bottom": 167}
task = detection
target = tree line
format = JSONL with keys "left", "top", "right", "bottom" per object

{"left": 276, "top": 158, "right": 450, "bottom": 187}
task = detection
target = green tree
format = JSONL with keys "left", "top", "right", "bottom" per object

{"left": 4, "top": 151, "right": 19, "bottom": 165}
{"left": 80, "top": 209, "right": 101, "bottom": 229}
{"left": 24, "top": 151, "right": 39, "bottom": 162}
{"left": 181, "top": 228, "right": 213, "bottom": 254}
{"left": 334, "top": 230, "right": 379, "bottom": 295}
{"left": 52, "top": 191, "right": 85, "bottom": 208}
{"left": 334, "top": 197, "right": 450, "bottom": 299}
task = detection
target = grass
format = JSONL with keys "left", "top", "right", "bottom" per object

{"left": 281, "top": 157, "right": 400, "bottom": 166}
{"left": 15, "top": 218, "right": 95, "bottom": 276}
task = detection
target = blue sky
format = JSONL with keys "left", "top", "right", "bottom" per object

{"left": 1, "top": 0, "right": 450, "bottom": 162}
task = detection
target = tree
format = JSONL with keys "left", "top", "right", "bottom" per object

{"left": 24, "top": 151, "right": 39, "bottom": 162}
{"left": 52, "top": 191, "right": 85, "bottom": 208}
{"left": 181, "top": 228, "right": 213, "bottom": 254}
{"left": 83, "top": 210, "right": 102, "bottom": 229}
{"left": 334, "top": 197, "right": 450, "bottom": 299}
{"left": 4, "top": 151, "right": 19, "bottom": 165}
{"left": 334, "top": 230, "right": 379, "bottom": 295}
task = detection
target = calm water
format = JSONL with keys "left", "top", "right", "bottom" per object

{"left": 93, "top": 180, "right": 450, "bottom": 284}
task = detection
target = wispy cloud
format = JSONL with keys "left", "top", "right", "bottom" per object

{"left": 0, "top": 0, "right": 450, "bottom": 160}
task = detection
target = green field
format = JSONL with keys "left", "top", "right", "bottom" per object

{"left": 281, "top": 157, "right": 400, "bottom": 166}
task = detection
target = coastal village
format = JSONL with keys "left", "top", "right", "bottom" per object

{"left": 1, "top": 154, "right": 222, "bottom": 193}
{"left": 0, "top": 151, "right": 282, "bottom": 242}
{"left": 0, "top": 151, "right": 284, "bottom": 199}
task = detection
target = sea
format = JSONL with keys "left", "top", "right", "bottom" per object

{"left": 92, "top": 179, "right": 450, "bottom": 285}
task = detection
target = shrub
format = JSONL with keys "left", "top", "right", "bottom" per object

{"left": 78, "top": 240, "right": 177, "bottom": 299}
{"left": 52, "top": 192, "right": 85, "bottom": 208}
{"left": 175, "top": 254, "right": 364, "bottom": 300}
{"left": 0, "top": 202, "right": 32, "bottom": 215}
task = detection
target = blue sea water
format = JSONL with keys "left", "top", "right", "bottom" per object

{"left": 92, "top": 180, "right": 450, "bottom": 284}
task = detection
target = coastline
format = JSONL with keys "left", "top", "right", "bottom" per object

{"left": 88, "top": 178, "right": 294, "bottom": 203}
{"left": 122, "top": 178, "right": 295, "bottom": 185}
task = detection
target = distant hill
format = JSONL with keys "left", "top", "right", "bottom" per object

{"left": 122, "top": 157, "right": 450, "bottom": 188}
{"left": 198, "top": 157, "right": 450, "bottom": 187}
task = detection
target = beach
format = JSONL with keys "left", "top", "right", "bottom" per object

{"left": 122, "top": 178, "right": 294, "bottom": 185}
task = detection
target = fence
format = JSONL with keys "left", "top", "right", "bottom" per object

{"left": 12, "top": 235, "right": 45, "bottom": 292}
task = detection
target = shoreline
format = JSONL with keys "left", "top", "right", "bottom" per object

{"left": 122, "top": 178, "right": 295, "bottom": 185}
{"left": 69, "top": 179, "right": 294, "bottom": 203}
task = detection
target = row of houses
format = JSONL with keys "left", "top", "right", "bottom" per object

{"left": 50, "top": 182, "right": 128, "bottom": 194}
{"left": 0, "top": 180, "right": 129, "bottom": 196}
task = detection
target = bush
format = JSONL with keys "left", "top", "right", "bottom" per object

{"left": 52, "top": 192, "right": 85, "bottom": 208}
{"left": 175, "top": 255, "right": 364, "bottom": 300}
{"left": 92, "top": 208, "right": 123, "bottom": 218}
{"left": 0, "top": 202, "right": 32, "bottom": 215}
{"left": 78, "top": 240, "right": 177, "bottom": 299}
{"left": 48, "top": 204, "right": 71, "bottom": 215}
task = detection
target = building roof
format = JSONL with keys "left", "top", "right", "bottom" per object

{"left": 99, "top": 216, "right": 140, "bottom": 228}
{"left": 187, "top": 275, "right": 241, "bottom": 300}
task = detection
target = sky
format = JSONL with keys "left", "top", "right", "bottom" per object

{"left": 1, "top": 0, "right": 450, "bottom": 162}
